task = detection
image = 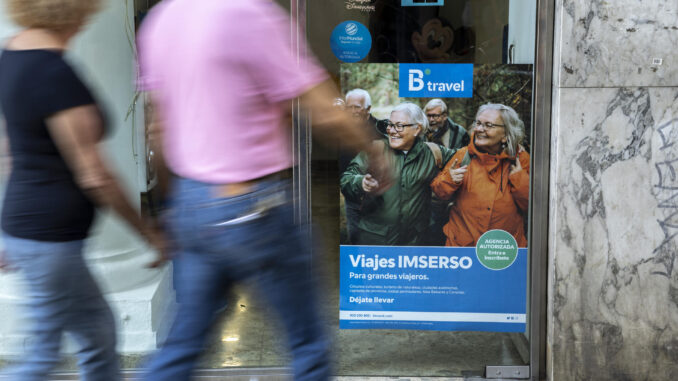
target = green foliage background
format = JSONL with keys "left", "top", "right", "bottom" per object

{"left": 340, "top": 64, "right": 533, "bottom": 149}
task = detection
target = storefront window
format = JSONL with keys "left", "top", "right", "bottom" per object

{"left": 305, "top": 0, "right": 537, "bottom": 376}
{"left": 0, "top": 0, "right": 541, "bottom": 378}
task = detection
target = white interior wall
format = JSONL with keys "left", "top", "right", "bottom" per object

{"left": 508, "top": 0, "right": 537, "bottom": 64}
{"left": 0, "top": 0, "right": 173, "bottom": 355}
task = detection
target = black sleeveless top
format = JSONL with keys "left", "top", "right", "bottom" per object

{"left": 0, "top": 49, "right": 99, "bottom": 241}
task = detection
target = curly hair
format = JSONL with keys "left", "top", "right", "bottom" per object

{"left": 5, "top": 0, "right": 103, "bottom": 32}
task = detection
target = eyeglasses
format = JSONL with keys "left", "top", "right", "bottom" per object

{"left": 346, "top": 105, "right": 364, "bottom": 111}
{"left": 386, "top": 122, "right": 418, "bottom": 132}
{"left": 474, "top": 120, "right": 505, "bottom": 129}
{"left": 426, "top": 113, "right": 444, "bottom": 119}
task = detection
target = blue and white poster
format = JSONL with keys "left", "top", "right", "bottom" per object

{"left": 330, "top": 21, "right": 372, "bottom": 63}
{"left": 339, "top": 63, "right": 534, "bottom": 332}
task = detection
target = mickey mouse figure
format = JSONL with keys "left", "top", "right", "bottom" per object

{"left": 411, "top": 17, "right": 474, "bottom": 63}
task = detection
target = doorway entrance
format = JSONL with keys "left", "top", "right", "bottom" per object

{"left": 184, "top": 0, "right": 550, "bottom": 379}
{"left": 0, "top": 0, "right": 552, "bottom": 379}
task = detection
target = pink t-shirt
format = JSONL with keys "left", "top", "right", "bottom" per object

{"left": 137, "top": 0, "right": 327, "bottom": 183}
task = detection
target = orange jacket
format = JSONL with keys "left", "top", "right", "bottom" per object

{"left": 430, "top": 136, "right": 530, "bottom": 247}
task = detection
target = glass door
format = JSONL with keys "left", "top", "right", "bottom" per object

{"left": 0, "top": 0, "right": 551, "bottom": 379}
{"left": 304, "top": 0, "right": 540, "bottom": 377}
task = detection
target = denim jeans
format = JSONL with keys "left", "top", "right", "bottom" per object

{"left": 144, "top": 177, "right": 330, "bottom": 381}
{"left": 0, "top": 234, "right": 119, "bottom": 381}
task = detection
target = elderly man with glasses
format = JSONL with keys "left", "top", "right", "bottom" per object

{"left": 422, "top": 99, "right": 471, "bottom": 245}
{"left": 340, "top": 102, "right": 456, "bottom": 246}
{"left": 423, "top": 98, "right": 469, "bottom": 150}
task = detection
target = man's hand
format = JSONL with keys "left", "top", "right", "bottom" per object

{"left": 0, "top": 250, "right": 14, "bottom": 273}
{"left": 448, "top": 158, "right": 468, "bottom": 184}
{"left": 143, "top": 222, "right": 171, "bottom": 268}
{"left": 365, "top": 144, "right": 394, "bottom": 194}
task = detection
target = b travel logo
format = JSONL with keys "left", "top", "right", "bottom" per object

{"left": 398, "top": 64, "right": 473, "bottom": 98}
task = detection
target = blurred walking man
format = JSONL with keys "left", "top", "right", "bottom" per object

{"left": 137, "top": 0, "right": 390, "bottom": 380}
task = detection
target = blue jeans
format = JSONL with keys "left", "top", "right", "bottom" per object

{"left": 0, "top": 234, "right": 119, "bottom": 381}
{"left": 144, "top": 177, "right": 330, "bottom": 381}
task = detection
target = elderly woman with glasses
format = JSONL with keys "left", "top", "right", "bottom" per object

{"left": 431, "top": 103, "right": 530, "bottom": 247}
{"left": 341, "top": 102, "right": 456, "bottom": 246}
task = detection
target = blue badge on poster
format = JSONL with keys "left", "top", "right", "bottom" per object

{"left": 399, "top": 63, "right": 473, "bottom": 98}
{"left": 402, "top": 0, "right": 444, "bottom": 6}
{"left": 330, "top": 21, "right": 372, "bottom": 63}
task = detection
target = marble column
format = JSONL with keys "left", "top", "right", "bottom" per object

{"left": 0, "top": 1, "right": 174, "bottom": 355}
{"left": 549, "top": 0, "right": 678, "bottom": 380}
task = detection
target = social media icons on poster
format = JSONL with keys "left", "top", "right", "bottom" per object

{"left": 330, "top": 21, "right": 372, "bottom": 63}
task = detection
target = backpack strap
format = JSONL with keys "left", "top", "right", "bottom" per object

{"left": 460, "top": 147, "right": 471, "bottom": 167}
{"left": 449, "top": 123, "right": 460, "bottom": 148}
{"left": 425, "top": 142, "right": 443, "bottom": 169}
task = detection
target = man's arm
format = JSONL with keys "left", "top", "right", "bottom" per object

{"left": 340, "top": 152, "right": 369, "bottom": 202}
{"left": 299, "top": 80, "right": 369, "bottom": 153}
{"left": 145, "top": 93, "right": 171, "bottom": 205}
{"left": 300, "top": 80, "right": 392, "bottom": 193}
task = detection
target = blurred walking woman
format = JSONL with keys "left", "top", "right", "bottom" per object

{"left": 431, "top": 104, "right": 530, "bottom": 247}
{"left": 0, "top": 1, "right": 165, "bottom": 379}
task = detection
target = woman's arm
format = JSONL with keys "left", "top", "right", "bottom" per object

{"left": 508, "top": 151, "right": 530, "bottom": 212}
{"left": 46, "top": 105, "right": 167, "bottom": 267}
{"left": 439, "top": 145, "right": 458, "bottom": 166}
{"left": 431, "top": 149, "right": 466, "bottom": 200}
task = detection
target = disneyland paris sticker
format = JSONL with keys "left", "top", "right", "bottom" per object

{"left": 345, "top": 0, "right": 376, "bottom": 12}
{"left": 330, "top": 21, "right": 372, "bottom": 63}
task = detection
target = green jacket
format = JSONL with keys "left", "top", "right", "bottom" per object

{"left": 340, "top": 138, "right": 456, "bottom": 246}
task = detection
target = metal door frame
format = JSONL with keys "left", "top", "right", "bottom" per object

{"left": 528, "top": 0, "right": 555, "bottom": 380}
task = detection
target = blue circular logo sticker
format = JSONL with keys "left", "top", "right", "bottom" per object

{"left": 330, "top": 21, "right": 371, "bottom": 63}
